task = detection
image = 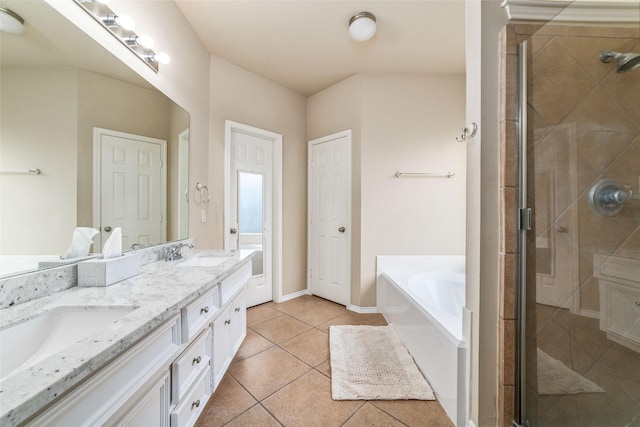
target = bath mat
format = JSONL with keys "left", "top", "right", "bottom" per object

{"left": 537, "top": 348, "right": 606, "bottom": 395}
{"left": 329, "top": 325, "right": 435, "bottom": 400}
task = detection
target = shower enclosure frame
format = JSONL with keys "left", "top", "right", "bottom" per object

{"left": 512, "top": 20, "right": 640, "bottom": 427}
{"left": 515, "top": 39, "right": 530, "bottom": 427}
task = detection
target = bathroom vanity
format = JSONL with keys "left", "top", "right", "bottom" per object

{"left": 0, "top": 249, "right": 254, "bottom": 427}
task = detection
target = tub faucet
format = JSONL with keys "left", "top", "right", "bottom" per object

{"left": 165, "top": 243, "right": 194, "bottom": 261}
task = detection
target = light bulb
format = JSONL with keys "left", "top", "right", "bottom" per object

{"left": 116, "top": 14, "right": 135, "bottom": 31}
{"left": 137, "top": 35, "right": 154, "bottom": 49}
{"left": 154, "top": 52, "right": 170, "bottom": 65}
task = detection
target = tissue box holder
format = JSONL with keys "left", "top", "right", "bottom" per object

{"left": 78, "top": 253, "right": 141, "bottom": 287}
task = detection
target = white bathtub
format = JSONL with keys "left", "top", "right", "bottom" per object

{"left": 377, "top": 256, "right": 467, "bottom": 427}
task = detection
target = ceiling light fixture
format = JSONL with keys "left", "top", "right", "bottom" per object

{"left": 348, "top": 11, "right": 376, "bottom": 42}
{"left": 0, "top": 6, "right": 25, "bottom": 34}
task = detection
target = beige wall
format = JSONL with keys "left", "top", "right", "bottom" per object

{"left": 76, "top": 70, "right": 173, "bottom": 230}
{"left": 210, "top": 56, "right": 308, "bottom": 296}
{"left": 307, "top": 75, "right": 363, "bottom": 305}
{"left": 308, "top": 74, "right": 466, "bottom": 307}
{"left": 47, "top": 0, "right": 213, "bottom": 247}
{"left": 360, "top": 74, "right": 467, "bottom": 306}
{"left": 0, "top": 67, "right": 78, "bottom": 255}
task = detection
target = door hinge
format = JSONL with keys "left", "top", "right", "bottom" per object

{"left": 519, "top": 208, "right": 532, "bottom": 231}
{"left": 160, "top": 214, "right": 164, "bottom": 223}
{"left": 309, "top": 269, "right": 312, "bottom": 278}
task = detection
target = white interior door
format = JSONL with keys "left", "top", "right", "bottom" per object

{"left": 308, "top": 130, "right": 351, "bottom": 306}
{"left": 226, "top": 122, "right": 277, "bottom": 307}
{"left": 93, "top": 128, "right": 166, "bottom": 250}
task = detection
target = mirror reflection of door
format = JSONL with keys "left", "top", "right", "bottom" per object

{"left": 93, "top": 128, "right": 167, "bottom": 250}
{"left": 178, "top": 129, "right": 190, "bottom": 239}
{"left": 534, "top": 123, "right": 579, "bottom": 311}
{"left": 228, "top": 125, "right": 273, "bottom": 307}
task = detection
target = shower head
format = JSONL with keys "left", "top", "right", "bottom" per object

{"left": 599, "top": 49, "right": 640, "bottom": 73}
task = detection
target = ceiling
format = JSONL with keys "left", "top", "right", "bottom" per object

{"left": 174, "top": 1, "right": 466, "bottom": 96}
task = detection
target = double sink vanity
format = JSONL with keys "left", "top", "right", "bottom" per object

{"left": 0, "top": 246, "right": 255, "bottom": 427}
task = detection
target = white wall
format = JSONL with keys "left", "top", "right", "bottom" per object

{"left": 308, "top": 74, "right": 466, "bottom": 308}
{"left": 210, "top": 56, "right": 308, "bottom": 296}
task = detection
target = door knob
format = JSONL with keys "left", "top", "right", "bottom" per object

{"left": 104, "top": 226, "right": 112, "bottom": 232}
{"left": 338, "top": 227, "right": 346, "bottom": 233}
{"left": 230, "top": 227, "right": 237, "bottom": 234}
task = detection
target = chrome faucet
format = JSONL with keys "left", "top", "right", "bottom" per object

{"left": 129, "top": 243, "right": 146, "bottom": 250}
{"left": 164, "top": 243, "right": 194, "bottom": 261}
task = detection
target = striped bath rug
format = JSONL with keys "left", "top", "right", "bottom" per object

{"left": 329, "top": 324, "right": 435, "bottom": 400}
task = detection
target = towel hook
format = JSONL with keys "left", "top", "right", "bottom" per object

{"left": 194, "top": 182, "right": 209, "bottom": 205}
{"left": 456, "top": 122, "right": 478, "bottom": 142}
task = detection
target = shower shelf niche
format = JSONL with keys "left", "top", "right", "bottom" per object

{"left": 594, "top": 254, "right": 640, "bottom": 353}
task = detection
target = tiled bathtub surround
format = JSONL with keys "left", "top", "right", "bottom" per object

{"left": 500, "top": 22, "right": 640, "bottom": 426}
{"left": 0, "top": 240, "right": 192, "bottom": 309}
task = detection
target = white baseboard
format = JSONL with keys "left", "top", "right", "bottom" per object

{"left": 347, "top": 304, "right": 377, "bottom": 314}
{"left": 278, "top": 289, "right": 308, "bottom": 303}
{"left": 579, "top": 309, "right": 600, "bottom": 319}
{"left": 466, "top": 420, "right": 476, "bottom": 427}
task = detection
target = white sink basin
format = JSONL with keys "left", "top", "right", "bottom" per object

{"left": 178, "top": 255, "right": 233, "bottom": 267}
{"left": 0, "top": 306, "right": 136, "bottom": 380}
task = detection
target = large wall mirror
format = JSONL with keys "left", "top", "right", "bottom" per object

{"left": 0, "top": 0, "right": 190, "bottom": 278}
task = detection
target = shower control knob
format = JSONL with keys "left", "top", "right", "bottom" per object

{"left": 104, "top": 226, "right": 112, "bottom": 232}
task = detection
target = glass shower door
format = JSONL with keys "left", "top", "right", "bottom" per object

{"left": 521, "top": 5, "right": 640, "bottom": 426}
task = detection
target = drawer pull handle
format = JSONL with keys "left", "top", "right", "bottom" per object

{"left": 191, "top": 400, "right": 201, "bottom": 410}
{"left": 225, "top": 319, "right": 231, "bottom": 325}
{"left": 192, "top": 356, "right": 202, "bottom": 365}
{"left": 200, "top": 306, "right": 209, "bottom": 314}
{"left": 235, "top": 307, "right": 240, "bottom": 312}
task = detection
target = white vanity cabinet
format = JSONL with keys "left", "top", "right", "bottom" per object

{"left": 211, "top": 265, "right": 249, "bottom": 390}
{"left": 171, "top": 261, "right": 251, "bottom": 426}
{"left": 19, "top": 259, "right": 252, "bottom": 427}
{"left": 26, "top": 316, "right": 181, "bottom": 427}
{"left": 595, "top": 254, "right": 640, "bottom": 353}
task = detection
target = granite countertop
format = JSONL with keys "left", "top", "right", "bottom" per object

{"left": 0, "top": 249, "right": 254, "bottom": 426}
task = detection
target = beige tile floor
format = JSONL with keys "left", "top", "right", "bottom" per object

{"left": 195, "top": 295, "right": 453, "bottom": 427}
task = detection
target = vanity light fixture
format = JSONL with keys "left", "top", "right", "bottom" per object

{"left": 125, "top": 34, "right": 154, "bottom": 49}
{"left": 348, "top": 11, "right": 376, "bottom": 42}
{"left": 73, "top": 0, "right": 170, "bottom": 73}
{"left": 146, "top": 52, "right": 171, "bottom": 65}
{"left": 101, "top": 14, "right": 135, "bottom": 31}
{"left": 0, "top": 5, "right": 25, "bottom": 34}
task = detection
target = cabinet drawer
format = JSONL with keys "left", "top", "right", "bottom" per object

{"left": 170, "top": 368, "right": 210, "bottom": 427}
{"left": 219, "top": 262, "right": 251, "bottom": 306}
{"left": 600, "top": 281, "right": 640, "bottom": 351}
{"left": 172, "top": 328, "right": 211, "bottom": 403}
{"left": 181, "top": 287, "right": 218, "bottom": 342}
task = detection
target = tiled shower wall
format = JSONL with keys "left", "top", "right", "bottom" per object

{"left": 499, "top": 23, "right": 640, "bottom": 426}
